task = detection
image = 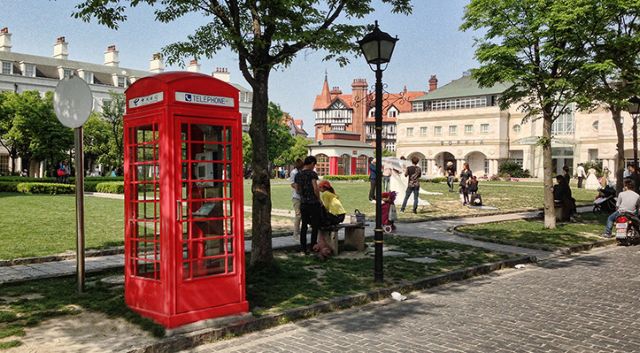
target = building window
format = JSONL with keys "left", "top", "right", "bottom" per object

{"left": 412, "top": 101, "right": 424, "bottom": 112}
{"left": 242, "top": 113, "right": 249, "bottom": 125}
{"left": 552, "top": 105, "right": 575, "bottom": 135}
{"left": 509, "top": 150, "right": 524, "bottom": 166}
{"left": 368, "top": 108, "right": 375, "bottom": 118}
{"left": 513, "top": 124, "right": 521, "bottom": 133}
{"left": 484, "top": 159, "right": 490, "bottom": 175}
{"left": 449, "top": 125, "right": 457, "bottom": 136}
{"left": 406, "top": 127, "right": 414, "bottom": 137}
{"left": 356, "top": 155, "right": 368, "bottom": 174}
{"left": 420, "top": 127, "right": 427, "bottom": 136}
{"left": 84, "top": 72, "right": 94, "bottom": 84}
{"left": 434, "top": 126, "right": 442, "bottom": 136}
{"left": 315, "top": 154, "right": 330, "bottom": 176}
{"left": 0, "top": 155, "right": 8, "bottom": 175}
{"left": 63, "top": 68, "right": 74, "bottom": 79}
{"left": 24, "top": 64, "right": 36, "bottom": 77}
{"left": 2, "top": 61, "right": 13, "bottom": 75}
{"left": 117, "top": 76, "right": 127, "bottom": 88}
{"left": 388, "top": 108, "right": 397, "bottom": 118}
{"left": 464, "top": 125, "right": 473, "bottom": 134}
{"left": 480, "top": 124, "right": 489, "bottom": 133}
{"left": 385, "top": 143, "right": 396, "bottom": 151}
{"left": 430, "top": 96, "right": 487, "bottom": 111}
{"left": 420, "top": 158, "right": 428, "bottom": 175}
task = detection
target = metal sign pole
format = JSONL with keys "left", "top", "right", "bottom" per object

{"left": 75, "top": 126, "right": 85, "bottom": 293}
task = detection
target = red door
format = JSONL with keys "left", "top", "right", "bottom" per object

{"left": 175, "top": 116, "right": 241, "bottom": 313}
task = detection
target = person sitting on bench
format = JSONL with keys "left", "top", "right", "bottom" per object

{"left": 319, "top": 180, "right": 346, "bottom": 228}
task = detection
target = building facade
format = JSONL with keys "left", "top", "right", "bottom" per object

{"left": 0, "top": 28, "right": 252, "bottom": 175}
{"left": 307, "top": 131, "right": 374, "bottom": 176}
{"left": 312, "top": 74, "right": 427, "bottom": 152}
{"left": 397, "top": 73, "right": 633, "bottom": 178}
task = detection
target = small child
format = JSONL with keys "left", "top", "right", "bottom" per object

{"left": 468, "top": 176, "right": 482, "bottom": 206}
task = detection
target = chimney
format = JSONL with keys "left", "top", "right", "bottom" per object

{"left": 0, "top": 27, "right": 12, "bottom": 52}
{"left": 187, "top": 59, "right": 200, "bottom": 73}
{"left": 53, "top": 36, "right": 68, "bottom": 60}
{"left": 330, "top": 86, "right": 342, "bottom": 95}
{"left": 428, "top": 75, "right": 438, "bottom": 92}
{"left": 351, "top": 78, "right": 368, "bottom": 142}
{"left": 213, "top": 67, "right": 230, "bottom": 82}
{"left": 104, "top": 45, "right": 119, "bottom": 67}
{"left": 149, "top": 53, "right": 164, "bottom": 73}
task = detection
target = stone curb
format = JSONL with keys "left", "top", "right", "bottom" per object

{"left": 0, "top": 247, "right": 125, "bottom": 267}
{"left": 125, "top": 255, "right": 534, "bottom": 353}
{"left": 450, "top": 226, "right": 618, "bottom": 256}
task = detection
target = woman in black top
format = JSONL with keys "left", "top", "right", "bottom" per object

{"left": 294, "top": 156, "right": 321, "bottom": 254}
{"left": 459, "top": 162, "right": 473, "bottom": 205}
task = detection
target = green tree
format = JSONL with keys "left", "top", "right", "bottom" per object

{"left": 83, "top": 111, "right": 113, "bottom": 172}
{"left": 278, "top": 136, "right": 311, "bottom": 166}
{"left": 73, "top": 0, "right": 412, "bottom": 267}
{"left": 242, "top": 132, "right": 252, "bottom": 168}
{"left": 1, "top": 91, "right": 73, "bottom": 176}
{"left": 566, "top": 0, "right": 640, "bottom": 192}
{"left": 268, "top": 103, "right": 295, "bottom": 168}
{"left": 461, "top": 0, "right": 595, "bottom": 229}
{"left": 101, "top": 91, "right": 125, "bottom": 168}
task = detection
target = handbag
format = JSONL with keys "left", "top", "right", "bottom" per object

{"left": 389, "top": 204, "right": 397, "bottom": 221}
{"left": 57, "top": 168, "right": 65, "bottom": 177}
{"left": 354, "top": 209, "right": 366, "bottom": 224}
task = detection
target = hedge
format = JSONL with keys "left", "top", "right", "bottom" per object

{"left": 16, "top": 183, "right": 75, "bottom": 194}
{"left": 0, "top": 181, "right": 19, "bottom": 192}
{"left": 95, "top": 182, "right": 125, "bottom": 194}
{"left": 322, "top": 175, "right": 369, "bottom": 182}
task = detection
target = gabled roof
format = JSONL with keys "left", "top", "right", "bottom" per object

{"left": 412, "top": 74, "right": 511, "bottom": 101}
{"left": 364, "top": 89, "right": 425, "bottom": 123}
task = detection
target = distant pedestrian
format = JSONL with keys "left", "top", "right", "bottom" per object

{"left": 459, "top": 162, "right": 473, "bottom": 205}
{"left": 445, "top": 161, "right": 455, "bottom": 192}
{"left": 368, "top": 158, "right": 377, "bottom": 201}
{"left": 400, "top": 156, "right": 422, "bottom": 214}
{"left": 294, "top": 156, "right": 321, "bottom": 254}
{"left": 576, "top": 163, "right": 586, "bottom": 188}
{"left": 289, "top": 158, "right": 304, "bottom": 241}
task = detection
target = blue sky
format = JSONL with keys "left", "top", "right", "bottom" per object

{"left": 0, "top": 0, "right": 479, "bottom": 136}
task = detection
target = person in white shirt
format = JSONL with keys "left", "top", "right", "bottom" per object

{"left": 603, "top": 178, "right": 640, "bottom": 237}
{"left": 289, "top": 159, "right": 304, "bottom": 241}
{"left": 576, "top": 163, "right": 586, "bottom": 188}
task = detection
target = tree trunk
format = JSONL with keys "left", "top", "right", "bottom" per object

{"left": 612, "top": 107, "right": 625, "bottom": 193}
{"left": 542, "top": 114, "right": 556, "bottom": 229}
{"left": 248, "top": 70, "right": 273, "bottom": 267}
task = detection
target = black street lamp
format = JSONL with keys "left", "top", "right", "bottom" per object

{"left": 358, "top": 21, "right": 398, "bottom": 283}
{"left": 627, "top": 96, "right": 640, "bottom": 172}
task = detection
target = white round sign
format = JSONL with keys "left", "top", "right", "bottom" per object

{"left": 54, "top": 76, "right": 93, "bottom": 128}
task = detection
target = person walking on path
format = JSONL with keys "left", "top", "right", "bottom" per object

{"left": 459, "top": 162, "right": 473, "bottom": 206}
{"left": 576, "top": 163, "right": 586, "bottom": 188}
{"left": 294, "top": 156, "right": 321, "bottom": 254}
{"left": 368, "top": 159, "right": 377, "bottom": 201}
{"left": 289, "top": 158, "right": 304, "bottom": 241}
{"left": 400, "top": 156, "right": 422, "bottom": 214}
{"left": 445, "top": 161, "right": 455, "bottom": 192}
{"left": 602, "top": 178, "right": 640, "bottom": 238}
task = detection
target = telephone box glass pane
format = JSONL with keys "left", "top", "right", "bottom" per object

{"left": 180, "top": 122, "right": 235, "bottom": 280}
{"left": 127, "top": 123, "right": 161, "bottom": 280}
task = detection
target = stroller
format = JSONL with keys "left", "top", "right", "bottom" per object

{"left": 593, "top": 185, "right": 616, "bottom": 214}
{"left": 381, "top": 191, "right": 397, "bottom": 233}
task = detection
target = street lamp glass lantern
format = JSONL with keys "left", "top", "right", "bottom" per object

{"left": 358, "top": 21, "right": 398, "bottom": 66}
{"left": 628, "top": 96, "right": 640, "bottom": 116}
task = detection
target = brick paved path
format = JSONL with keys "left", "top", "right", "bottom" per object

{"left": 181, "top": 246, "right": 640, "bottom": 353}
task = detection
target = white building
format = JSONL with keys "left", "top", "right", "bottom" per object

{"left": 0, "top": 27, "right": 252, "bottom": 175}
{"left": 397, "top": 73, "right": 632, "bottom": 178}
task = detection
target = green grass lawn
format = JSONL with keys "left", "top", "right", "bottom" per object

{"left": 0, "top": 193, "right": 124, "bottom": 260}
{"left": 0, "top": 236, "right": 514, "bottom": 347}
{"left": 248, "top": 179, "right": 598, "bottom": 220}
{"left": 456, "top": 213, "right": 607, "bottom": 249}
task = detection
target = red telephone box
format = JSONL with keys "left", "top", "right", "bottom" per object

{"left": 123, "top": 72, "right": 248, "bottom": 328}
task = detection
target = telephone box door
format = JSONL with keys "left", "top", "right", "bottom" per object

{"left": 175, "top": 116, "right": 241, "bottom": 313}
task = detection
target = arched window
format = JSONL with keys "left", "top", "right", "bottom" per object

{"left": 356, "top": 155, "right": 369, "bottom": 174}
{"left": 315, "top": 154, "right": 330, "bottom": 176}
{"left": 337, "top": 154, "right": 351, "bottom": 175}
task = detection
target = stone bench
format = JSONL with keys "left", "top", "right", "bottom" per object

{"left": 318, "top": 222, "right": 367, "bottom": 255}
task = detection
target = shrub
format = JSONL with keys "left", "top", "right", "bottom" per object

{"left": 95, "top": 182, "right": 125, "bottom": 194}
{"left": 16, "top": 183, "right": 75, "bottom": 194}
{"left": 498, "top": 160, "right": 531, "bottom": 178}
{"left": 0, "top": 182, "right": 18, "bottom": 192}
{"left": 490, "top": 174, "right": 501, "bottom": 181}
{"left": 424, "top": 177, "right": 448, "bottom": 183}
{"left": 322, "top": 175, "right": 369, "bottom": 182}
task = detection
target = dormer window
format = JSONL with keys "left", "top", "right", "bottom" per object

{"left": 1, "top": 61, "right": 12, "bottom": 75}
{"left": 387, "top": 107, "right": 398, "bottom": 118}
{"left": 63, "top": 68, "right": 74, "bottom": 79}
{"left": 368, "top": 108, "right": 375, "bottom": 118}
{"left": 23, "top": 64, "right": 35, "bottom": 77}
{"left": 117, "top": 76, "right": 126, "bottom": 88}
{"left": 84, "top": 72, "right": 94, "bottom": 84}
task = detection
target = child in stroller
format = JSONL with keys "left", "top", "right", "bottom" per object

{"left": 593, "top": 184, "right": 616, "bottom": 214}
{"left": 381, "top": 191, "right": 397, "bottom": 233}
